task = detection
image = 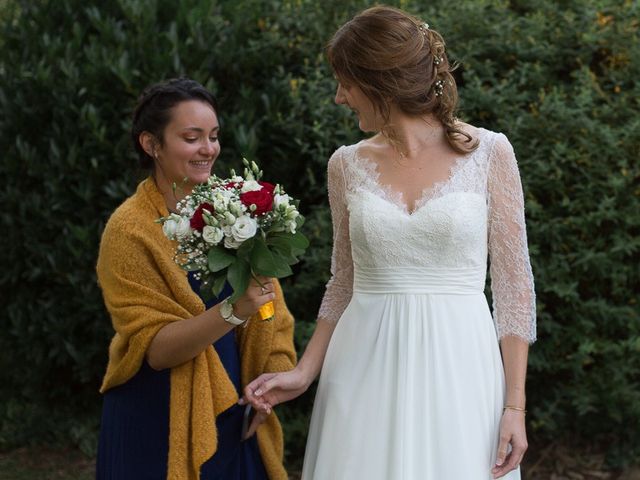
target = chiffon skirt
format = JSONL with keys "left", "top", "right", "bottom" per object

{"left": 302, "top": 271, "right": 520, "bottom": 479}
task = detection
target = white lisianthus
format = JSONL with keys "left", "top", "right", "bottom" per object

{"left": 231, "top": 215, "right": 258, "bottom": 242}
{"left": 240, "top": 180, "right": 262, "bottom": 193}
{"left": 274, "top": 193, "right": 291, "bottom": 209}
{"left": 224, "top": 235, "right": 243, "bottom": 249}
{"left": 230, "top": 175, "right": 244, "bottom": 183}
{"left": 212, "top": 190, "right": 233, "bottom": 211}
{"left": 285, "top": 220, "right": 297, "bottom": 234}
{"left": 285, "top": 205, "right": 300, "bottom": 220}
{"left": 228, "top": 200, "right": 244, "bottom": 217}
{"left": 202, "top": 225, "right": 224, "bottom": 245}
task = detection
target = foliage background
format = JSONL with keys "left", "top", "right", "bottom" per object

{"left": 0, "top": 0, "right": 638, "bottom": 470}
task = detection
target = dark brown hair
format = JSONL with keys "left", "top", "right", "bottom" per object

{"left": 327, "top": 6, "right": 478, "bottom": 154}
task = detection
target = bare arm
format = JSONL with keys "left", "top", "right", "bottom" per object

{"left": 296, "top": 320, "right": 337, "bottom": 386}
{"left": 501, "top": 336, "right": 529, "bottom": 409}
{"left": 147, "top": 279, "right": 275, "bottom": 370}
{"left": 243, "top": 147, "right": 352, "bottom": 410}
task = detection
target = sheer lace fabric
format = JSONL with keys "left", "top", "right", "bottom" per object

{"left": 317, "top": 127, "right": 536, "bottom": 343}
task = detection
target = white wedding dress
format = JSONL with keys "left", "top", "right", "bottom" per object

{"left": 302, "top": 128, "right": 536, "bottom": 480}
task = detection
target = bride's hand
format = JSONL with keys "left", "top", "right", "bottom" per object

{"left": 491, "top": 409, "right": 528, "bottom": 478}
{"left": 240, "top": 368, "right": 310, "bottom": 413}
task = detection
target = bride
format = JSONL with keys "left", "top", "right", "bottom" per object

{"left": 243, "top": 6, "right": 536, "bottom": 479}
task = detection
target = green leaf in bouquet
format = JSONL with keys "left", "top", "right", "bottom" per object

{"left": 272, "top": 245, "right": 297, "bottom": 265}
{"left": 208, "top": 245, "right": 235, "bottom": 272}
{"left": 236, "top": 237, "right": 255, "bottom": 261}
{"left": 288, "top": 231, "right": 310, "bottom": 250}
{"left": 250, "top": 236, "right": 279, "bottom": 276}
{"left": 295, "top": 214, "right": 305, "bottom": 229}
{"left": 271, "top": 251, "right": 295, "bottom": 275}
{"left": 267, "top": 231, "right": 309, "bottom": 260}
{"left": 211, "top": 271, "right": 228, "bottom": 298}
{"left": 228, "top": 258, "right": 251, "bottom": 303}
{"left": 266, "top": 235, "right": 294, "bottom": 255}
{"left": 266, "top": 238, "right": 300, "bottom": 266}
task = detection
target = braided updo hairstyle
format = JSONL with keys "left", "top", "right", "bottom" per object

{"left": 327, "top": 6, "right": 478, "bottom": 154}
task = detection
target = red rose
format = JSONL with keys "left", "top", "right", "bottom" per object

{"left": 240, "top": 182, "right": 275, "bottom": 216}
{"left": 190, "top": 202, "right": 215, "bottom": 231}
{"left": 259, "top": 181, "right": 275, "bottom": 194}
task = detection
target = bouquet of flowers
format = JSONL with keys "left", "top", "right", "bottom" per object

{"left": 158, "top": 159, "right": 308, "bottom": 320}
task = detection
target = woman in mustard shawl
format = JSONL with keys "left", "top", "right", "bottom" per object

{"left": 96, "top": 78, "right": 296, "bottom": 480}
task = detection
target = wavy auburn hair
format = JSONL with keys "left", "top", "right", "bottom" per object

{"left": 327, "top": 6, "right": 478, "bottom": 154}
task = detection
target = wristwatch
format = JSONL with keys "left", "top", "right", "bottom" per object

{"left": 220, "top": 299, "right": 247, "bottom": 326}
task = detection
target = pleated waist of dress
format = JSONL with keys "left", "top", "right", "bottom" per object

{"left": 353, "top": 265, "right": 486, "bottom": 295}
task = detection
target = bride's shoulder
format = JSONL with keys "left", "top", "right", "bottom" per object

{"left": 329, "top": 138, "right": 368, "bottom": 166}
{"left": 458, "top": 122, "right": 510, "bottom": 144}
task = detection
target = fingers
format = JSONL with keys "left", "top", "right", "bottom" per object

{"left": 494, "top": 433, "right": 509, "bottom": 468}
{"left": 249, "top": 277, "right": 274, "bottom": 295}
{"left": 235, "top": 282, "right": 275, "bottom": 318}
{"left": 491, "top": 434, "right": 511, "bottom": 478}
{"left": 492, "top": 439, "right": 527, "bottom": 478}
{"left": 492, "top": 451, "right": 514, "bottom": 479}
{"left": 252, "top": 281, "right": 276, "bottom": 308}
{"left": 243, "top": 374, "right": 277, "bottom": 412}
{"left": 244, "top": 411, "right": 268, "bottom": 440}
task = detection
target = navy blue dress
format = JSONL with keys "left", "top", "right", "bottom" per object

{"left": 96, "top": 277, "right": 268, "bottom": 480}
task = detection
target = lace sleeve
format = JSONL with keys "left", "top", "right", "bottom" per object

{"left": 487, "top": 134, "right": 537, "bottom": 343}
{"left": 317, "top": 147, "right": 354, "bottom": 324}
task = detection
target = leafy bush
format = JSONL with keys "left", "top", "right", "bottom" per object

{"left": 0, "top": 0, "right": 638, "bottom": 468}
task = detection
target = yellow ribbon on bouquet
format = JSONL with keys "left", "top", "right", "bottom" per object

{"left": 257, "top": 302, "right": 275, "bottom": 321}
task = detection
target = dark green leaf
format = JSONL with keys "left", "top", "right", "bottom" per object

{"left": 227, "top": 258, "right": 250, "bottom": 303}
{"left": 208, "top": 245, "right": 235, "bottom": 272}
{"left": 211, "top": 272, "right": 228, "bottom": 298}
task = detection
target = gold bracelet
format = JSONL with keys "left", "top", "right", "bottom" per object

{"left": 503, "top": 405, "right": 527, "bottom": 414}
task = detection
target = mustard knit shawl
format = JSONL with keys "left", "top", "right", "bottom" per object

{"left": 97, "top": 178, "right": 297, "bottom": 480}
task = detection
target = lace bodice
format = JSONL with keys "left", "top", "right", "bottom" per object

{"left": 318, "top": 128, "right": 536, "bottom": 343}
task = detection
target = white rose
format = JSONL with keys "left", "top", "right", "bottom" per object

{"left": 231, "top": 215, "right": 258, "bottom": 242}
{"left": 162, "top": 218, "right": 178, "bottom": 240}
{"left": 240, "top": 180, "right": 262, "bottom": 193}
{"left": 202, "top": 225, "right": 224, "bottom": 245}
{"left": 274, "top": 193, "right": 291, "bottom": 209}
{"left": 174, "top": 216, "right": 192, "bottom": 240}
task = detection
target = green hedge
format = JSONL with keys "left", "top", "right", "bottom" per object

{"left": 1, "top": 0, "right": 638, "bottom": 468}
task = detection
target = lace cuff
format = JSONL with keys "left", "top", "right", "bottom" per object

{"left": 318, "top": 147, "right": 354, "bottom": 324}
{"left": 487, "top": 134, "right": 537, "bottom": 343}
